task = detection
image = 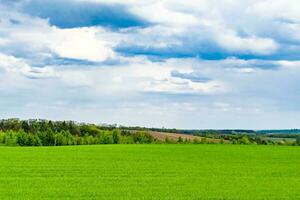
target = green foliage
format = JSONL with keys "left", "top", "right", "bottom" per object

{"left": 193, "top": 138, "right": 201, "bottom": 144}
{"left": 55, "top": 132, "right": 67, "bottom": 146}
{"left": 132, "top": 131, "right": 154, "bottom": 144}
{"left": 0, "top": 119, "right": 299, "bottom": 146}
{"left": 296, "top": 136, "right": 300, "bottom": 146}
{"left": 165, "top": 136, "right": 176, "bottom": 144}
{"left": 3, "top": 130, "right": 18, "bottom": 146}
{"left": 112, "top": 130, "right": 121, "bottom": 144}
{"left": 17, "top": 130, "right": 28, "bottom": 146}
{"left": 177, "top": 136, "right": 183, "bottom": 143}
{"left": 0, "top": 119, "right": 159, "bottom": 146}
{"left": 238, "top": 136, "right": 251, "bottom": 145}
{"left": 201, "top": 137, "right": 207, "bottom": 144}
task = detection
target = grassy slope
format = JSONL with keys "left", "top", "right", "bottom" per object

{"left": 0, "top": 145, "right": 299, "bottom": 199}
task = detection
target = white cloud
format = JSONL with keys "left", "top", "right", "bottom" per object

{"left": 248, "top": 0, "right": 300, "bottom": 21}
{"left": 213, "top": 29, "right": 278, "bottom": 55}
{"left": 56, "top": 57, "right": 227, "bottom": 95}
{"left": 143, "top": 78, "right": 225, "bottom": 94}
{"left": 49, "top": 27, "right": 115, "bottom": 62}
{"left": 2, "top": 0, "right": 298, "bottom": 59}
{"left": 0, "top": 10, "right": 115, "bottom": 63}
{"left": 0, "top": 53, "right": 56, "bottom": 78}
{"left": 86, "top": 0, "right": 280, "bottom": 55}
{"left": 130, "top": 1, "right": 199, "bottom": 27}
{"left": 0, "top": 38, "right": 9, "bottom": 46}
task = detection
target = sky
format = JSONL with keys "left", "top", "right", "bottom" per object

{"left": 0, "top": 0, "right": 300, "bottom": 129}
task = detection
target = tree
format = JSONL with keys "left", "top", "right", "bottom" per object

{"left": 39, "top": 129, "right": 55, "bottom": 146}
{"left": 69, "top": 123, "right": 81, "bottom": 136}
{"left": 33, "top": 135, "right": 42, "bottom": 146}
{"left": 5, "top": 130, "right": 18, "bottom": 146}
{"left": 17, "top": 131, "right": 28, "bottom": 146}
{"left": 296, "top": 136, "right": 300, "bottom": 146}
{"left": 21, "top": 121, "right": 30, "bottom": 133}
{"left": 55, "top": 132, "right": 67, "bottom": 146}
{"left": 26, "top": 134, "right": 35, "bottom": 146}
{"left": 112, "top": 130, "right": 121, "bottom": 144}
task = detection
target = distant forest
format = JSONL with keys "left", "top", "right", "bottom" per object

{"left": 0, "top": 119, "right": 299, "bottom": 146}
{"left": 0, "top": 119, "right": 155, "bottom": 146}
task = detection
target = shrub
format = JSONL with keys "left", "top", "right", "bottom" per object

{"left": 177, "top": 137, "right": 183, "bottom": 143}
{"left": 296, "top": 136, "right": 300, "bottom": 146}
{"left": 193, "top": 138, "right": 201, "bottom": 144}
{"left": 133, "top": 132, "right": 154, "bottom": 144}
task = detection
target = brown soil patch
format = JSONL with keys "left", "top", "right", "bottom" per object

{"left": 148, "top": 131, "right": 229, "bottom": 143}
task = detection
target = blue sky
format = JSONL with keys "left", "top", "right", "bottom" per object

{"left": 0, "top": 0, "right": 300, "bottom": 129}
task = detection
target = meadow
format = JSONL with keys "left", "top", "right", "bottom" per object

{"left": 0, "top": 145, "right": 299, "bottom": 199}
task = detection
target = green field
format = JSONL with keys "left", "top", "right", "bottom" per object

{"left": 0, "top": 145, "right": 299, "bottom": 199}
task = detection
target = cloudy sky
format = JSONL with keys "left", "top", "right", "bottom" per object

{"left": 0, "top": 0, "right": 300, "bottom": 129}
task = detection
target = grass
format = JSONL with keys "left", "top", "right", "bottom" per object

{"left": 0, "top": 145, "right": 299, "bottom": 199}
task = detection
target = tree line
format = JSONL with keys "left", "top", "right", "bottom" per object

{"left": 0, "top": 119, "right": 155, "bottom": 146}
{"left": 194, "top": 132, "right": 300, "bottom": 146}
{"left": 0, "top": 119, "right": 299, "bottom": 146}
